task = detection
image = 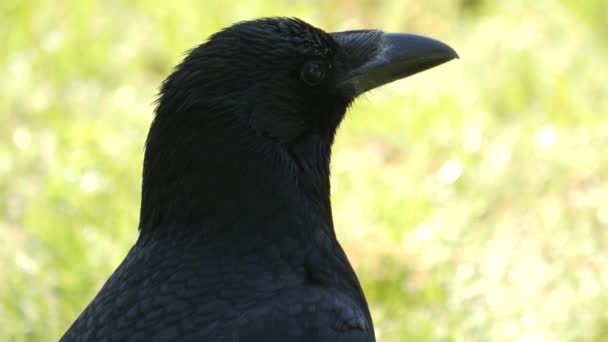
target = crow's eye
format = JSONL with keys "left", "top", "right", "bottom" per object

{"left": 300, "top": 60, "right": 328, "bottom": 86}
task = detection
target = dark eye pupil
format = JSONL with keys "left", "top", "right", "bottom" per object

{"left": 301, "top": 61, "right": 327, "bottom": 85}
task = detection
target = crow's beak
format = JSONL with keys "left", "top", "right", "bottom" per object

{"left": 333, "top": 32, "right": 458, "bottom": 96}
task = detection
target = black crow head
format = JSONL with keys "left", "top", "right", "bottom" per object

{"left": 140, "top": 18, "right": 457, "bottom": 234}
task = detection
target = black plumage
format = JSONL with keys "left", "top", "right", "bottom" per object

{"left": 61, "top": 17, "right": 457, "bottom": 341}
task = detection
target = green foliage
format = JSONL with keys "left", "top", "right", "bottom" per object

{"left": 1, "top": 0, "right": 607, "bottom": 341}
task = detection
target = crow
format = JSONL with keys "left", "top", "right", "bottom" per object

{"left": 61, "top": 17, "right": 457, "bottom": 341}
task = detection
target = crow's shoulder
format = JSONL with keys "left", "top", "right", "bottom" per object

{"left": 61, "top": 236, "right": 373, "bottom": 342}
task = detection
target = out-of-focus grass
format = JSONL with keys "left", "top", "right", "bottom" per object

{"left": 1, "top": 0, "right": 607, "bottom": 341}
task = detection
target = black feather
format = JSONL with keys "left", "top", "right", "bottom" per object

{"left": 60, "top": 15, "right": 458, "bottom": 341}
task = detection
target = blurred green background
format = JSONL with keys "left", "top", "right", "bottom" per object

{"left": 2, "top": 0, "right": 607, "bottom": 341}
